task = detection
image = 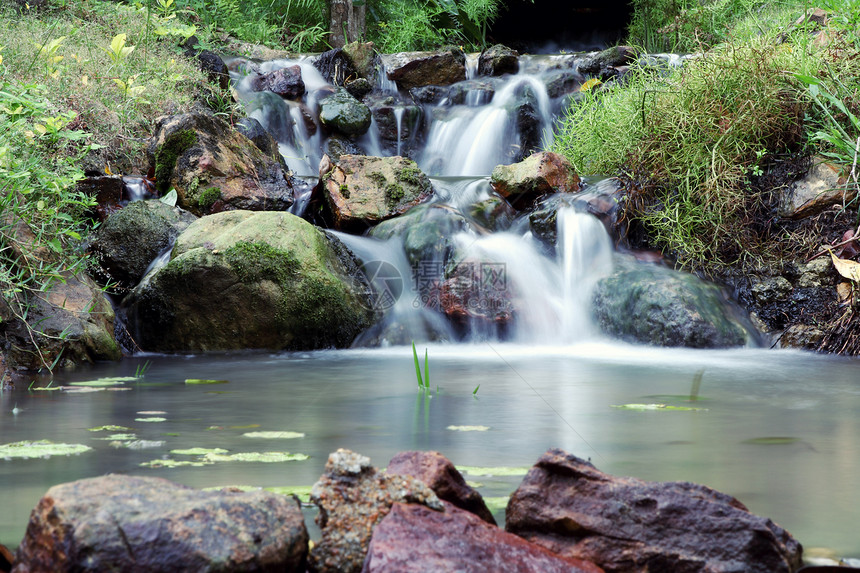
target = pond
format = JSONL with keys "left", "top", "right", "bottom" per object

{"left": 1, "top": 342, "right": 859, "bottom": 561}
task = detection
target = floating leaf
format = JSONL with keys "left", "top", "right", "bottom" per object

{"left": 0, "top": 440, "right": 92, "bottom": 460}
{"left": 643, "top": 395, "right": 710, "bottom": 402}
{"left": 70, "top": 377, "right": 135, "bottom": 387}
{"left": 94, "top": 433, "right": 137, "bottom": 441}
{"left": 138, "top": 410, "right": 167, "bottom": 415}
{"left": 446, "top": 425, "right": 490, "bottom": 432}
{"left": 88, "top": 425, "right": 134, "bottom": 432}
{"left": 31, "top": 387, "right": 61, "bottom": 392}
{"left": 171, "top": 447, "right": 229, "bottom": 455}
{"left": 242, "top": 431, "right": 304, "bottom": 439}
{"left": 230, "top": 424, "right": 261, "bottom": 430}
{"left": 456, "top": 466, "right": 530, "bottom": 477}
{"left": 185, "top": 379, "right": 230, "bottom": 385}
{"left": 265, "top": 485, "right": 313, "bottom": 502}
{"left": 742, "top": 437, "right": 801, "bottom": 445}
{"left": 135, "top": 417, "right": 167, "bottom": 422}
{"left": 611, "top": 403, "right": 707, "bottom": 411}
{"left": 115, "top": 440, "right": 165, "bottom": 450}
{"left": 202, "top": 451, "right": 310, "bottom": 463}
{"left": 140, "top": 459, "right": 212, "bottom": 468}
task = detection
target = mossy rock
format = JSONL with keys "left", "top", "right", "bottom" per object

{"left": 318, "top": 88, "right": 372, "bottom": 137}
{"left": 123, "top": 211, "right": 376, "bottom": 352}
{"left": 371, "top": 204, "right": 467, "bottom": 266}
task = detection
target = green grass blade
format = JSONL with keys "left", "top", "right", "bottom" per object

{"left": 424, "top": 348, "right": 429, "bottom": 389}
{"left": 412, "top": 341, "right": 423, "bottom": 388}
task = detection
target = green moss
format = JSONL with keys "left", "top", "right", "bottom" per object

{"left": 223, "top": 241, "right": 299, "bottom": 286}
{"left": 339, "top": 183, "right": 351, "bottom": 198}
{"left": 198, "top": 186, "right": 222, "bottom": 209}
{"left": 385, "top": 183, "right": 405, "bottom": 205}
{"left": 154, "top": 129, "right": 197, "bottom": 194}
{"left": 396, "top": 165, "right": 425, "bottom": 187}
{"left": 368, "top": 171, "right": 388, "bottom": 186}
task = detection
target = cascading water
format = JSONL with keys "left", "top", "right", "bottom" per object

{"left": 228, "top": 52, "right": 616, "bottom": 345}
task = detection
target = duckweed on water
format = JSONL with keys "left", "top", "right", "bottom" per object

{"left": 203, "top": 452, "right": 310, "bottom": 463}
{"left": 242, "top": 431, "right": 305, "bottom": 439}
{"left": 171, "top": 447, "right": 229, "bottom": 455}
{"left": 87, "top": 425, "right": 134, "bottom": 432}
{"left": 0, "top": 440, "right": 92, "bottom": 460}
{"left": 93, "top": 434, "right": 137, "bottom": 441}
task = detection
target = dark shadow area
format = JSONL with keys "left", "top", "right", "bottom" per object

{"left": 489, "top": 0, "right": 633, "bottom": 53}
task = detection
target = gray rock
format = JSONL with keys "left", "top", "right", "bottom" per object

{"left": 123, "top": 210, "right": 375, "bottom": 352}
{"left": 477, "top": 44, "right": 519, "bottom": 76}
{"left": 592, "top": 260, "right": 751, "bottom": 348}
{"left": 381, "top": 48, "right": 466, "bottom": 90}
{"left": 319, "top": 87, "right": 372, "bottom": 137}
{"left": 780, "top": 324, "right": 824, "bottom": 349}
{"left": 578, "top": 45, "right": 638, "bottom": 75}
{"left": 251, "top": 64, "right": 305, "bottom": 99}
{"left": 12, "top": 475, "right": 308, "bottom": 572}
{"left": 309, "top": 449, "right": 442, "bottom": 573}
{"left": 751, "top": 276, "right": 793, "bottom": 305}
{"left": 778, "top": 158, "right": 855, "bottom": 219}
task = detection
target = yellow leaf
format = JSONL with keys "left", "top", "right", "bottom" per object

{"left": 81, "top": 75, "right": 88, "bottom": 85}
{"left": 34, "top": 124, "right": 47, "bottom": 135}
{"left": 0, "top": 55, "right": 3, "bottom": 65}
{"left": 580, "top": 78, "right": 602, "bottom": 93}
{"left": 825, "top": 246, "right": 860, "bottom": 283}
{"left": 105, "top": 165, "right": 112, "bottom": 175}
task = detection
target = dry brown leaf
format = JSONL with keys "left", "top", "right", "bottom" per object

{"left": 825, "top": 246, "right": 860, "bottom": 282}
{"left": 837, "top": 281, "right": 853, "bottom": 304}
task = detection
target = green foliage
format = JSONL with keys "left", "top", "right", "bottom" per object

{"left": 412, "top": 341, "right": 429, "bottom": 390}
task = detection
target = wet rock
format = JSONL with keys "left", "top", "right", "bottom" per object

{"left": 491, "top": 152, "right": 581, "bottom": 208}
{"left": 513, "top": 85, "right": 543, "bottom": 161}
{"left": 0, "top": 271, "right": 120, "bottom": 370}
{"left": 409, "top": 85, "right": 450, "bottom": 104}
{"left": 324, "top": 135, "right": 364, "bottom": 161}
{"left": 387, "top": 451, "right": 496, "bottom": 524}
{"left": 365, "top": 93, "right": 422, "bottom": 151}
{"left": 780, "top": 324, "right": 825, "bottom": 349}
{"left": 448, "top": 78, "right": 499, "bottom": 106}
{"left": 319, "top": 87, "right": 373, "bottom": 137}
{"left": 592, "top": 259, "right": 750, "bottom": 348}
{"left": 251, "top": 64, "right": 305, "bottom": 99}
{"left": 309, "top": 449, "right": 442, "bottom": 573}
{"left": 89, "top": 199, "right": 197, "bottom": 291}
{"left": 187, "top": 48, "right": 230, "bottom": 91}
{"left": 364, "top": 501, "right": 605, "bottom": 573}
{"left": 469, "top": 196, "right": 516, "bottom": 231}
{"left": 751, "top": 275, "right": 793, "bottom": 305}
{"left": 795, "top": 255, "right": 836, "bottom": 288}
{"left": 543, "top": 69, "right": 584, "bottom": 98}
{"left": 342, "top": 41, "right": 378, "bottom": 81}
{"left": 147, "top": 112, "right": 301, "bottom": 216}
{"left": 314, "top": 48, "right": 358, "bottom": 86}
{"left": 382, "top": 48, "right": 467, "bottom": 90}
{"left": 439, "top": 259, "right": 513, "bottom": 337}
{"left": 370, "top": 204, "right": 467, "bottom": 266}
{"left": 235, "top": 116, "right": 281, "bottom": 158}
{"left": 124, "top": 210, "right": 375, "bottom": 352}
{"left": 322, "top": 155, "right": 433, "bottom": 231}
{"left": 345, "top": 77, "right": 373, "bottom": 99}
{"left": 505, "top": 448, "right": 804, "bottom": 573}
{"left": 12, "top": 475, "right": 308, "bottom": 573}
{"left": 778, "top": 158, "right": 854, "bottom": 219}
{"left": 578, "top": 45, "right": 637, "bottom": 76}
{"left": 478, "top": 44, "right": 519, "bottom": 77}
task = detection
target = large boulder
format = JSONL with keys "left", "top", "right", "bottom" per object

{"left": 12, "top": 475, "right": 308, "bottom": 573}
{"left": 0, "top": 272, "right": 121, "bottom": 370}
{"left": 491, "top": 152, "right": 581, "bottom": 208}
{"left": 387, "top": 451, "right": 496, "bottom": 524}
{"left": 319, "top": 88, "right": 372, "bottom": 137}
{"left": 322, "top": 155, "right": 434, "bottom": 231}
{"left": 505, "top": 449, "right": 804, "bottom": 573}
{"left": 364, "top": 502, "right": 604, "bottom": 573}
{"left": 309, "top": 449, "right": 443, "bottom": 573}
{"left": 381, "top": 48, "right": 467, "bottom": 90}
{"left": 147, "top": 112, "right": 301, "bottom": 216}
{"left": 123, "top": 210, "right": 375, "bottom": 352}
{"left": 251, "top": 64, "right": 305, "bottom": 99}
{"left": 478, "top": 44, "right": 519, "bottom": 76}
{"left": 89, "top": 199, "right": 197, "bottom": 291}
{"left": 592, "top": 260, "right": 751, "bottom": 348}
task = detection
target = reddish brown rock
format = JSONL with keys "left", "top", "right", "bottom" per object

{"left": 251, "top": 65, "right": 305, "bottom": 99}
{"left": 437, "top": 259, "right": 514, "bottom": 338}
{"left": 505, "top": 449, "right": 804, "bottom": 573}
{"left": 363, "top": 501, "right": 604, "bottom": 573}
{"left": 381, "top": 49, "right": 466, "bottom": 90}
{"left": 310, "top": 449, "right": 443, "bottom": 573}
{"left": 12, "top": 475, "right": 308, "bottom": 573}
{"left": 387, "top": 451, "right": 496, "bottom": 524}
{"left": 0, "top": 544, "right": 13, "bottom": 573}
{"left": 490, "top": 152, "right": 581, "bottom": 208}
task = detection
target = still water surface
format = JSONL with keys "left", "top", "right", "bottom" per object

{"left": 1, "top": 343, "right": 858, "bottom": 559}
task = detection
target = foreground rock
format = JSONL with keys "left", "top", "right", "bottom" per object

{"left": 124, "top": 210, "right": 375, "bottom": 352}
{"left": 0, "top": 272, "right": 121, "bottom": 370}
{"left": 506, "top": 449, "right": 803, "bottom": 573}
{"left": 89, "top": 199, "right": 197, "bottom": 291}
{"left": 321, "top": 155, "right": 434, "bottom": 231}
{"left": 148, "top": 112, "right": 302, "bottom": 216}
{"left": 13, "top": 475, "right": 308, "bottom": 572}
{"left": 364, "top": 501, "right": 604, "bottom": 573}
{"left": 478, "top": 44, "right": 519, "bottom": 76}
{"left": 490, "top": 152, "right": 581, "bottom": 208}
{"left": 592, "top": 259, "right": 751, "bottom": 348}
{"left": 381, "top": 48, "right": 467, "bottom": 90}
{"left": 319, "top": 88, "right": 372, "bottom": 136}
{"left": 386, "top": 450, "right": 496, "bottom": 524}
{"left": 310, "top": 449, "right": 442, "bottom": 573}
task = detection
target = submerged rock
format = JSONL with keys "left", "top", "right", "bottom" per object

{"left": 491, "top": 151, "right": 581, "bottom": 208}
{"left": 381, "top": 48, "right": 467, "bottom": 90}
{"left": 478, "top": 44, "right": 519, "bottom": 77}
{"left": 370, "top": 204, "right": 467, "bottom": 266}
{"left": 89, "top": 199, "right": 197, "bottom": 291}
{"left": 592, "top": 259, "right": 751, "bottom": 348}
{"left": 309, "top": 449, "right": 442, "bottom": 573}
{"left": 147, "top": 112, "right": 301, "bottom": 216}
{"left": 506, "top": 449, "right": 804, "bottom": 573}
{"left": 364, "top": 502, "right": 604, "bottom": 573}
{"left": 321, "top": 155, "right": 433, "bottom": 231}
{"left": 387, "top": 451, "right": 496, "bottom": 524}
{"left": 319, "top": 87, "right": 372, "bottom": 136}
{"left": 12, "top": 475, "right": 308, "bottom": 572}
{"left": 124, "top": 210, "right": 375, "bottom": 352}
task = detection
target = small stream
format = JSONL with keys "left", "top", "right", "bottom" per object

{"left": 1, "top": 49, "right": 858, "bottom": 563}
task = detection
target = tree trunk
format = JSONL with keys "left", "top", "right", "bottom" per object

{"left": 329, "top": 0, "right": 366, "bottom": 49}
